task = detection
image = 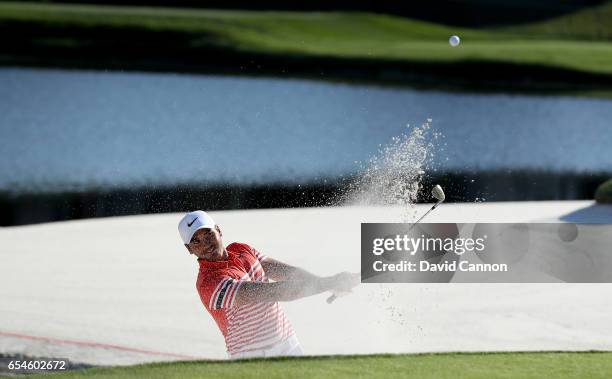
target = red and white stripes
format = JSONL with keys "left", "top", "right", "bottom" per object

{"left": 226, "top": 253, "right": 294, "bottom": 355}
{"left": 225, "top": 302, "right": 294, "bottom": 355}
{"left": 209, "top": 278, "right": 243, "bottom": 310}
{"left": 198, "top": 243, "right": 295, "bottom": 356}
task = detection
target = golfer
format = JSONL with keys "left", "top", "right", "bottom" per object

{"left": 178, "top": 210, "right": 359, "bottom": 359}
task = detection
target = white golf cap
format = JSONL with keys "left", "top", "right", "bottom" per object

{"left": 178, "top": 210, "right": 216, "bottom": 244}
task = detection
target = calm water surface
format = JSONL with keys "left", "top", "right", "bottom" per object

{"left": 1, "top": 68, "right": 611, "bottom": 192}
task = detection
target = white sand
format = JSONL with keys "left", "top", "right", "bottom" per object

{"left": 1, "top": 201, "right": 611, "bottom": 365}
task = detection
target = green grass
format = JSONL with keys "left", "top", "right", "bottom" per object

{"left": 595, "top": 179, "right": 612, "bottom": 203}
{"left": 2, "top": 2, "right": 612, "bottom": 78}
{"left": 503, "top": 2, "right": 612, "bottom": 41}
{"left": 9, "top": 352, "right": 612, "bottom": 379}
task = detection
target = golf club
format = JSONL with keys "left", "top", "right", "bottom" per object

{"left": 408, "top": 184, "right": 445, "bottom": 231}
{"left": 327, "top": 185, "right": 446, "bottom": 304}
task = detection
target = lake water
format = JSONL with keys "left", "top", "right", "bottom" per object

{"left": 1, "top": 67, "right": 611, "bottom": 193}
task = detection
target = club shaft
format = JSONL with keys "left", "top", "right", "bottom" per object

{"left": 329, "top": 197, "right": 443, "bottom": 304}
{"left": 408, "top": 202, "right": 440, "bottom": 231}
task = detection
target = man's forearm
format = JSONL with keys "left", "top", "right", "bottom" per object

{"left": 235, "top": 277, "right": 334, "bottom": 305}
{"left": 279, "top": 266, "right": 321, "bottom": 282}
{"left": 262, "top": 258, "right": 321, "bottom": 282}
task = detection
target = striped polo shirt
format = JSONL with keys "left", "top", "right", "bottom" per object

{"left": 196, "top": 242, "right": 295, "bottom": 356}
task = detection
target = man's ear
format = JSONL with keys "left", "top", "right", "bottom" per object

{"left": 184, "top": 244, "right": 193, "bottom": 254}
{"left": 215, "top": 224, "right": 222, "bottom": 237}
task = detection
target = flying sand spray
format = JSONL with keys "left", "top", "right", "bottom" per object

{"left": 327, "top": 184, "right": 445, "bottom": 304}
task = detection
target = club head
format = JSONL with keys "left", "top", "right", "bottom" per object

{"left": 432, "top": 185, "right": 445, "bottom": 203}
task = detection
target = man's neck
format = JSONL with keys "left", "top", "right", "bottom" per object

{"left": 220, "top": 248, "right": 229, "bottom": 260}
{"left": 201, "top": 247, "right": 228, "bottom": 262}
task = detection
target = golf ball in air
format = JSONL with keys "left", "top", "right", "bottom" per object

{"left": 449, "top": 35, "right": 460, "bottom": 47}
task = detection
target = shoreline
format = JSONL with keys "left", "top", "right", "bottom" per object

{"left": 4, "top": 52, "right": 612, "bottom": 97}
{"left": 1, "top": 170, "right": 609, "bottom": 227}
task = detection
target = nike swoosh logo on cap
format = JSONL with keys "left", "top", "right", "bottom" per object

{"left": 187, "top": 217, "right": 198, "bottom": 227}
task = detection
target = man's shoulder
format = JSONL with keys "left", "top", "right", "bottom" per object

{"left": 226, "top": 242, "right": 267, "bottom": 268}
{"left": 227, "top": 242, "right": 253, "bottom": 252}
{"left": 227, "top": 242, "right": 257, "bottom": 258}
{"left": 228, "top": 242, "right": 266, "bottom": 263}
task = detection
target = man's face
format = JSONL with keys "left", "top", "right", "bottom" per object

{"left": 185, "top": 225, "right": 224, "bottom": 261}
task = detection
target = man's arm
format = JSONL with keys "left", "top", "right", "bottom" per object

{"left": 233, "top": 272, "right": 359, "bottom": 306}
{"left": 261, "top": 257, "right": 320, "bottom": 282}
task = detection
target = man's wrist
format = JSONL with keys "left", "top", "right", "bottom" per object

{"left": 317, "top": 276, "right": 335, "bottom": 292}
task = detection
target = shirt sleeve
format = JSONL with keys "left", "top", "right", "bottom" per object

{"left": 251, "top": 246, "right": 268, "bottom": 262}
{"left": 198, "top": 276, "right": 244, "bottom": 310}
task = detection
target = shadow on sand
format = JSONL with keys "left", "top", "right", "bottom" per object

{"left": 560, "top": 203, "right": 612, "bottom": 223}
